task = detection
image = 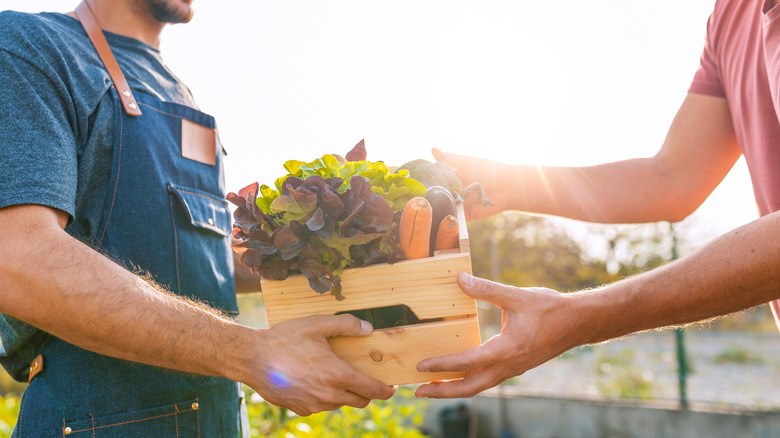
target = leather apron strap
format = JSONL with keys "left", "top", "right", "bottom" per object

{"left": 74, "top": 1, "right": 143, "bottom": 117}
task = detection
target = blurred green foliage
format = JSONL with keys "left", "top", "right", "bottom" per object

{"left": 593, "top": 349, "right": 654, "bottom": 399}
{"left": 713, "top": 347, "right": 768, "bottom": 366}
{"left": 245, "top": 387, "right": 428, "bottom": 437}
{"left": 0, "top": 395, "right": 19, "bottom": 438}
{"left": 0, "top": 373, "right": 25, "bottom": 397}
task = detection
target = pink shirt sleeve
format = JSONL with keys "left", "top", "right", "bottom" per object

{"left": 763, "top": 2, "right": 780, "bottom": 117}
{"left": 688, "top": 14, "right": 726, "bottom": 97}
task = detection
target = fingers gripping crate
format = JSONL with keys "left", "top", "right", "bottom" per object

{"left": 260, "top": 203, "right": 481, "bottom": 385}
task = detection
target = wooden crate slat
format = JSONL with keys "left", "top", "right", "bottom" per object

{"left": 329, "top": 317, "right": 481, "bottom": 385}
{"left": 455, "top": 199, "right": 470, "bottom": 254}
{"left": 262, "top": 252, "right": 475, "bottom": 325}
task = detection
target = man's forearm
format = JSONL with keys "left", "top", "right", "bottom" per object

{"left": 442, "top": 94, "right": 741, "bottom": 224}
{"left": 1, "top": 205, "right": 397, "bottom": 414}
{"left": 452, "top": 157, "right": 719, "bottom": 224}
{"left": 572, "top": 210, "right": 780, "bottom": 345}
{"left": 414, "top": 211, "right": 780, "bottom": 400}
{"left": 508, "top": 159, "right": 695, "bottom": 223}
{"left": 1, "top": 207, "right": 256, "bottom": 383}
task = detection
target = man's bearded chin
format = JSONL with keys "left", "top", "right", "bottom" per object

{"left": 146, "top": 0, "right": 194, "bottom": 24}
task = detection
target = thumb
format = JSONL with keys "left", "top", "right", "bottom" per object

{"left": 432, "top": 148, "right": 466, "bottom": 166}
{"left": 457, "top": 272, "right": 516, "bottom": 308}
{"left": 313, "top": 314, "right": 374, "bottom": 338}
{"left": 431, "top": 147, "right": 448, "bottom": 162}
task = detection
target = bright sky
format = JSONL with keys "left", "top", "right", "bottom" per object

{"left": 5, "top": 0, "right": 760, "bottom": 244}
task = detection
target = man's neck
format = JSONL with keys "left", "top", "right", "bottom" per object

{"left": 68, "top": 0, "right": 165, "bottom": 48}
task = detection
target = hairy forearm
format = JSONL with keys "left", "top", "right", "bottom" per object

{"left": 1, "top": 211, "right": 256, "bottom": 382}
{"left": 571, "top": 211, "right": 780, "bottom": 344}
{"left": 1, "top": 205, "right": 396, "bottom": 413}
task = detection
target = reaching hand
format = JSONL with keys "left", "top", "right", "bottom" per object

{"left": 249, "top": 314, "right": 396, "bottom": 415}
{"left": 432, "top": 148, "right": 517, "bottom": 220}
{"left": 415, "top": 273, "right": 579, "bottom": 399}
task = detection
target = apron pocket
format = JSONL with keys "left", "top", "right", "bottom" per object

{"left": 167, "top": 183, "right": 238, "bottom": 313}
{"left": 168, "top": 184, "right": 231, "bottom": 237}
{"left": 62, "top": 398, "right": 200, "bottom": 437}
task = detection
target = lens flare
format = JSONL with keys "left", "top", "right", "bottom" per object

{"left": 268, "top": 369, "right": 290, "bottom": 389}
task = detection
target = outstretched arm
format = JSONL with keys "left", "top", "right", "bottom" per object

{"left": 436, "top": 93, "right": 741, "bottom": 224}
{"left": 0, "top": 204, "right": 394, "bottom": 415}
{"left": 416, "top": 209, "right": 780, "bottom": 398}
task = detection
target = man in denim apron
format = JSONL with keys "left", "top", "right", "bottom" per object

{"left": 0, "top": 1, "right": 395, "bottom": 436}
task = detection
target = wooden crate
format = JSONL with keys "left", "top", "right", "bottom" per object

{"left": 261, "top": 203, "right": 481, "bottom": 385}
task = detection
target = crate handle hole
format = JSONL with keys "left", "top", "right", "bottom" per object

{"left": 336, "top": 304, "right": 442, "bottom": 330}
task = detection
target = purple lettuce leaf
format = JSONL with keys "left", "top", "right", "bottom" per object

{"left": 339, "top": 176, "right": 394, "bottom": 237}
{"left": 227, "top": 182, "right": 276, "bottom": 239}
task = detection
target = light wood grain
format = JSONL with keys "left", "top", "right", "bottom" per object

{"left": 329, "top": 317, "right": 481, "bottom": 385}
{"left": 262, "top": 252, "right": 475, "bottom": 325}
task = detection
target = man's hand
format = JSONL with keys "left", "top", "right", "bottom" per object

{"left": 432, "top": 148, "right": 514, "bottom": 221}
{"left": 415, "top": 210, "right": 780, "bottom": 399}
{"left": 248, "top": 314, "right": 396, "bottom": 415}
{"left": 415, "top": 273, "right": 580, "bottom": 399}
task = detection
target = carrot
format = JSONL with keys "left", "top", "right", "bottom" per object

{"left": 433, "top": 215, "right": 460, "bottom": 251}
{"left": 399, "top": 196, "right": 433, "bottom": 259}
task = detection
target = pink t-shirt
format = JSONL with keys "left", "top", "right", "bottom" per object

{"left": 689, "top": 0, "right": 780, "bottom": 216}
{"left": 689, "top": 0, "right": 780, "bottom": 323}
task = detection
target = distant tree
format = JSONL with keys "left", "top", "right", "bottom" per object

{"left": 466, "top": 212, "right": 697, "bottom": 292}
{"left": 584, "top": 221, "right": 675, "bottom": 278}
{"left": 468, "top": 213, "right": 614, "bottom": 292}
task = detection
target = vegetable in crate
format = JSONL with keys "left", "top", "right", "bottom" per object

{"left": 399, "top": 196, "right": 433, "bottom": 260}
{"left": 398, "top": 159, "right": 493, "bottom": 207}
{"left": 425, "top": 185, "right": 457, "bottom": 255}
{"left": 433, "top": 215, "right": 460, "bottom": 251}
{"left": 228, "top": 152, "right": 427, "bottom": 299}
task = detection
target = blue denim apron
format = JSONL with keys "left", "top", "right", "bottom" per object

{"left": 11, "top": 88, "right": 248, "bottom": 437}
